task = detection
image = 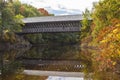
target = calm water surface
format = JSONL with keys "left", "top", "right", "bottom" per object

{"left": 0, "top": 44, "right": 119, "bottom": 80}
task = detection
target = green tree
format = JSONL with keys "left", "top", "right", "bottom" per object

{"left": 81, "top": 9, "right": 92, "bottom": 39}
{"left": 0, "top": 0, "right": 23, "bottom": 42}
{"left": 92, "top": 0, "right": 120, "bottom": 37}
{"left": 13, "top": 0, "right": 41, "bottom": 17}
{"left": 11, "top": 1, "right": 47, "bottom": 44}
{"left": 91, "top": 0, "right": 120, "bottom": 73}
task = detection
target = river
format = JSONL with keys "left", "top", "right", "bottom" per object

{"left": 0, "top": 44, "right": 119, "bottom": 80}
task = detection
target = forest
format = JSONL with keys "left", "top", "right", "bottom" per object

{"left": 0, "top": 0, "right": 80, "bottom": 45}
{"left": 0, "top": 0, "right": 120, "bottom": 75}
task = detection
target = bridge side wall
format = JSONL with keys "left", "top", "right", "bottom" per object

{"left": 22, "top": 21, "right": 81, "bottom": 34}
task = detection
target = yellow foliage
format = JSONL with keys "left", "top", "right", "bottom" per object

{"left": 94, "top": 19, "right": 120, "bottom": 71}
{"left": 3, "top": 33, "right": 10, "bottom": 41}
{"left": 116, "top": 34, "right": 120, "bottom": 40}
{"left": 100, "top": 39, "right": 108, "bottom": 43}
{"left": 112, "top": 28, "right": 118, "bottom": 34}
{"left": 112, "top": 62, "right": 116, "bottom": 66}
{"left": 116, "top": 24, "right": 120, "bottom": 27}
{"left": 4, "top": 30, "right": 9, "bottom": 33}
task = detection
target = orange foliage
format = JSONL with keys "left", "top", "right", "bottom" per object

{"left": 93, "top": 19, "right": 120, "bottom": 71}
{"left": 20, "top": 6, "right": 25, "bottom": 13}
{"left": 38, "top": 8, "right": 49, "bottom": 16}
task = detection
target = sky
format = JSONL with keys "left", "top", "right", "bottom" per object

{"left": 20, "top": 0, "right": 99, "bottom": 15}
{"left": 47, "top": 76, "right": 84, "bottom": 80}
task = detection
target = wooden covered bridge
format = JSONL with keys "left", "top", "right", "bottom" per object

{"left": 18, "top": 15, "right": 87, "bottom": 34}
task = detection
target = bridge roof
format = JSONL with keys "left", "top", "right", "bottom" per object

{"left": 23, "top": 15, "right": 85, "bottom": 23}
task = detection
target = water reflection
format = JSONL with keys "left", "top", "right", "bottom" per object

{"left": 0, "top": 50, "right": 24, "bottom": 80}
{"left": 16, "top": 44, "right": 90, "bottom": 72}
{"left": 0, "top": 44, "right": 120, "bottom": 80}
{"left": 18, "top": 44, "right": 81, "bottom": 60}
{"left": 47, "top": 76, "right": 83, "bottom": 80}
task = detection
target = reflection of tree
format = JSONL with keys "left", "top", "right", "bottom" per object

{"left": 0, "top": 52, "right": 4, "bottom": 80}
{"left": 80, "top": 49, "right": 120, "bottom": 80}
{"left": 23, "top": 75, "right": 48, "bottom": 80}
{"left": 19, "top": 44, "right": 81, "bottom": 60}
{"left": 92, "top": 71, "right": 120, "bottom": 80}
{"left": 0, "top": 49, "right": 29, "bottom": 80}
{"left": 80, "top": 48, "right": 93, "bottom": 72}
{"left": 26, "top": 32, "right": 80, "bottom": 44}
{"left": 17, "top": 45, "right": 95, "bottom": 73}
{"left": 1, "top": 45, "right": 120, "bottom": 80}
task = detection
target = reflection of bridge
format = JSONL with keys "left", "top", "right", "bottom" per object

{"left": 18, "top": 59, "right": 84, "bottom": 72}
{"left": 17, "top": 15, "right": 88, "bottom": 34}
{"left": 20, "top": 59, "right": 83, "bottom": 66}
{"left": 23, "top": 70, "right": 84, "bottom": 77}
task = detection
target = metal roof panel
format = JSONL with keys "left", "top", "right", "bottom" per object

{"left": 22, "top": 15, "right": 85, "bottom": 23}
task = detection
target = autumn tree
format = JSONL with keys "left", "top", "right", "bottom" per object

{"left": 81, "top": 9, "right": 92, "bottom": 39}
{"left": 93, "top": 19, "right": 120, "bottom": 72}
{"left": 91, "top": 0, "right": 120, "bottom": 72}
{"left": 92, "top": 0, "right": 120, "bottom": 38}
{"left": 0, "top": 0, "right": 23, "bottom": 42}
{"left": 13, "top": 1, "right": 41, "bottom": 17}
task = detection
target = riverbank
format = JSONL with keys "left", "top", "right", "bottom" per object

{"left": 0, "top": 35, "right": 31, "bottom": 51}
{"left": 0, "top": 42, "right": 31, "bottom": 51}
